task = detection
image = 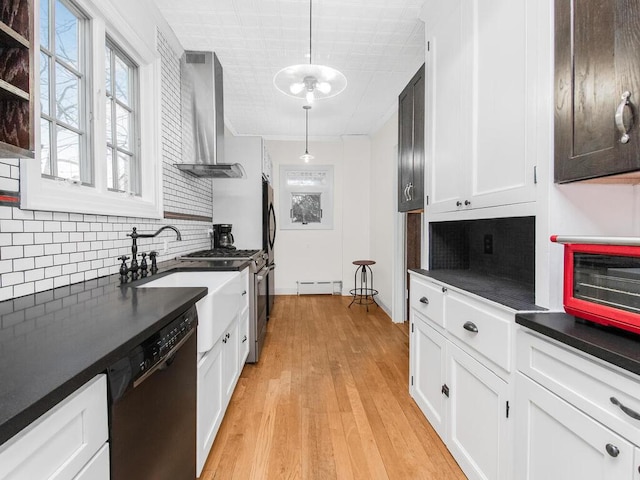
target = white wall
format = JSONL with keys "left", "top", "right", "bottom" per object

{"left": 266, "top": 136, "right": 371, "bottom": 297}
{"left": 369, "top": 112, "right": 399, "bottom": 315}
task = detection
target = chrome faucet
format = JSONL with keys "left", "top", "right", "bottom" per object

{"left": 124, "top": 225, "right": 182, "bottom": 278}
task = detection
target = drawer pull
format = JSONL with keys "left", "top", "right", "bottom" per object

{"left": 605, "top": 443, "right": 620, "bottom": 458}
{"left": 610, "top": 397, "right": 640, "bottom": 421}
{"left": 419, "top": 297, "right": 429, "bottom": 305}
{"left": 463, "top": 321, "right": 478, "bottom": 333}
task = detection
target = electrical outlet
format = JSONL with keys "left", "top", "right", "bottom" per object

{"left": 484, "top": 234, "right": 493, "bottom": 254}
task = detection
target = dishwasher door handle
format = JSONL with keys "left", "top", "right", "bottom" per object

{"left": 133, "top": 328, "right": 195, "bottom": 388}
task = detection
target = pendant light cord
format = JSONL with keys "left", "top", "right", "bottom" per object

{"left": 305, "top": 107, "right": 310, "bottom": 153}
{"left": 309, "top": 0, "right": 312, "bottom": 65}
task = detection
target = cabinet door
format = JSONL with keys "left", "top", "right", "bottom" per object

{"left": 468, "top": 0, "right": 537, "bottom": 209}
{"left": 515, "top": 373, "right": 634, "bottom": 480}
{"left": 425, "top": 0, "right": 468, "bottom": 214}
{"left": 222, "top": 319, "right": 240, "bottom": 402}
{"left": 555, "top": 0, "right": 640, "bottom": 182}
{"left": 197, "top": 343, "right": 224, "bottom": 476}
{"left": 447, "top": 343, "right": 510, "bottom": 480}
{"left": 410, "top": 311, "right": 447, "bottom": 439}
{"left": 398, "top": 64, "right": 425, "bottom": 212}
{"left": 72, "top": 444, "right": 109, "bottom": 480}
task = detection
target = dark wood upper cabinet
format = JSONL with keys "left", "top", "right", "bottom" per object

{"left": 555, "top": 0, "right": 640, "bottom": 183}
{"left": 398, "top": 64, "right": 425, "bottom": 212}
{"left": 0, "top": 0, "right": 34, "bottom": 158}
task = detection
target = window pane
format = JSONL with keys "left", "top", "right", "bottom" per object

{"left": 40, "top": 0, "right": 49, "bottom": 50}
{"left": 114, "top": 55, "right": 130, "bottom": 105}
{"left": 106, "top": 98, "right": 112, "bottom": 145}
{"left": 105, "top": 45, "right": 112, "bottom": 95}
{"left": 55, "top": 62, "right": 79, "bottom": 127}
{"left": 115, "top": 104, "right": 130, "bottom": 149}
{"left": 56, "top": 126, "right": 80, "bottom": 180}
{"left": 291, "top": 193, "right": 322, "bottom": 224}
{"left": 54, "top": 0, "right": 79, "bottom": 68}
{"left": 40, "top": 119, "right": 51, "bottom": 175}
{"left": 40, "top": 52, "right": 50, "bottom": 115}
{"left": 106, "top": 146, "right": 114, "bottom": 188}
{"left": 117, "top": 151, "right": 130, "bottom": 192}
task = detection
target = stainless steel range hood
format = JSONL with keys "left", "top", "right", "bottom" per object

{"left": 176, "top": 51, "right": 245, "bottom": 178}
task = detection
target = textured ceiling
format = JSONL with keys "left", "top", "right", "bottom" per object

{"left": 150, "top": 0, "right": 425, "bottom": 139}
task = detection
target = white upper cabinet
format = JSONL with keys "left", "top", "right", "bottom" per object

{"left": 422, "top": 0, "right": 538, "bottom": 218}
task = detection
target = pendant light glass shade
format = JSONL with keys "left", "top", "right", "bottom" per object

{"left": 300, "top": 105, "right": 314, "bottom": 162}
{"left": 274, "top": 0, "right": 346, "bottom": 104}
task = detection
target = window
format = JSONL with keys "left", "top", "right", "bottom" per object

{"left": 105, "top": 40, "right": 139, "bottom": 194}
{"left": 279, "top": 165, "right": 334, "bottom": 230}
{"left": 39, "top": 0, "right": 90, "bottom": 184}
{"left": 22, "top": 0, "right": 162, "bottom": 218}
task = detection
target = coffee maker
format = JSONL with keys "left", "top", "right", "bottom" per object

{"left": 212, "top": 224, "right": 235, "bottom": 250}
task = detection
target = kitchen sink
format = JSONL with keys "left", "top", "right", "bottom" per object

{"left": 138, "top": 271, "right": 242, "bottom": 353}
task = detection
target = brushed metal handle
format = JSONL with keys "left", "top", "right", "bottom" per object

{"left": 610, "top": 397, "right": 640, "bottom": 421}
{"left": 419, "top": 296, "right": 429, "bottom": 305}
{"left": 407, "top": 182, "right": 413, "bottom": 201}
{"left": 606, "top": 443, "right": 620, "bottom": 458}
{"left": 615, "top": 91, "right": 633, "bottom": 144}
{"left": 463, "top": 321, "right": 478, "bottom": 333}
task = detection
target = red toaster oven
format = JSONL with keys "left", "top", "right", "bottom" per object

{"left": 551, "top": 235, "right": 640, "bottom": 335}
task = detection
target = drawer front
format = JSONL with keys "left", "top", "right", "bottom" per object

{"left": 446, "top": 292, "right": 512, "bottom": 372}
{"left": 517, "top": 329, "right": 640, "bottom": 446}
{"left": 72, "top": 444, "right": 109, "bottom": 480}
{"left": 410, "top": 276, "right": 445, "bottom": 328}
{"left": 0, "top": 375, "right": 108, "bottom": 480}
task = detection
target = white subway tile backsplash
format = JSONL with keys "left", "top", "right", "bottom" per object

{"left": 34, "top": 232, "right": 52, "bottom": 244}
{"left": 34, "top": 256, "right": 53, "bottom": 268}
{"left": 53, "top": 232, "right": 70, "bottom": 243}
{"left": 70, "top": 272, "right": 85, "bottom": 283}
{"left": 0, "top": 286, "right": 13, "bottom": 301}
{"left": 35, "top": 278, "right": 53, "bottom": 291}
{"left": 44, "top": 221, "right": 62, "bottom": 232}
{"left": 53, "top": 212, "right": 69, "bottom": 221}
{"left": 23, "top": 221, "right": 44, "bottom": 233}
{"left": 24, "top": 269, "right": 44, "bottom": 282}
{"left": 3, "top": 272, "right": 24, "bottom": 286}
{"left": 0, "top": 208, "right": 11, "bottom": 220}
{"left": 53, "top": 254, "right": 70, "bottom": 265}
{"left": 13, "top": 258, "right": 34, "bottom": 271}
{"left": 53, "top": 275, "right": 70, "bottom": 288}
{"left": 12, "top": 208, "right": 33, "bottom": 220}
{"left": 0, "top": 177, "right": 19, "bottom": 191}
{"left": 0, "top": 260, "right": 12, "bottom": 274}
{"left": 45, "top": 266, "right": 62, "bottom": 278}
{"left": 1, "top": 220, "right": 24, "bottom": 233}
{"left": 13, "top": 282, "right": 34, "bottom": 298}
{"left": 11, "top": 233, "right": 33, "bottom": 245}
{"left": 24, "top": 245, "right": 44, "bottom": 257}
{"left": 33, "top": 211, "right": 53, "bottom": 221}
{"left": 62, "top": 264, "right": 77, "bottom": 275}
{"left": 69, "top": 252, "right": 84, "bottom": 263}
{"left": 61, "top": 243, "right": 77, "bottom": 253}
{"left": 44, "top": 244, "right": 62, "bottom": 255}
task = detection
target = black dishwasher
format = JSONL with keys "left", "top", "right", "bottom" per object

{"left": 107, "top": 305, "right": 197, "bottom": 480}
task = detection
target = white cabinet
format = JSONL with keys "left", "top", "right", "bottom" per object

{"left": 515, "top": 373, "right": 633, "bottom": 480}
{"left": 0, "top": 375, "right": 109, "bottom": 480}
{"left": 196, "top": 268, "right": 250, "bottom": 477}
{"left": 421, "top": 0, "right": 538, "bottom": 217}
{"left": 516, "top": 329, "right": 640, "bottom": 480}
{"left": 410, "top": 311, "right": 447, "bottom": 439}
{"left": 409, "top": 273, "right": 513, "bottom": 480}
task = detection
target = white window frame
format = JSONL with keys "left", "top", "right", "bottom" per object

{"left": 279, "top": 165, "right": 334, "bottom": 230}
{"left": 21, "top": 0, "right": 163, "bottom": 218}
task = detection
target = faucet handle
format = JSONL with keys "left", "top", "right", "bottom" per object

{"left": 117, "top": 255, "right": 130, "bottom": 276}
{"left": 149, "top": 251, "right": 158, "bottom": 274}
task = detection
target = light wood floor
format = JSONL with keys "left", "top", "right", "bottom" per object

{"left": 200, "top": 295, "right": 466, "bottom": 480}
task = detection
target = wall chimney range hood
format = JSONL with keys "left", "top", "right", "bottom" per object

{"left": 176, "top": 51, "right": 245, "bottom": 178}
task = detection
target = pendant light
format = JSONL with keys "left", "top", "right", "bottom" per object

{"left": 300, "top": 105, "right": 314, "bottom": 162}
{"left": 274, "top": 0, "right": 347, "bottom": 104}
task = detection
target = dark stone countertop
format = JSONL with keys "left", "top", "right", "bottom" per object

{"left": 410, "top": 268, "right": 544, "bottom": 312}
{"left": 0, "top": 258, "right": 251, "bottom": 447}
{"left": 516, "top": 312, "right": 640, "bottom": 377}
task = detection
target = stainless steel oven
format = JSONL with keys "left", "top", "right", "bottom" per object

{"left": 178, "top": 249, "right": 267, "bottom": 362}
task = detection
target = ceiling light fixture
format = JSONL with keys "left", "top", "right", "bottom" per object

{"left": 300, "top": 105, "right": 314, "bottom": 163}
{"left": 274, "top": 0, "right": 347, "bottom": 104}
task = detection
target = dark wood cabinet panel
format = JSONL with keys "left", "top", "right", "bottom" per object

{"left": 398, "top": 64, "right": 425, "bottom": 212}
{"left": 0, "top": 0, "right": 33, "bottom": 158}
{"left": 555, "top": 0, "right": 640, "bottom": 183}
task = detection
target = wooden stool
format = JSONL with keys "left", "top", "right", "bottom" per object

{"left": 348, "top": 260, "right": 378, "bottom": 312}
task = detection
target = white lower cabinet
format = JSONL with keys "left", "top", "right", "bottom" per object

{"left": 197, "top": 311, "right": 246, "bottom": 477}
{"left": 515, "top": 372, "right": 633, "bottom": 480}
{"left": 448, "top": 343, "right": 509, "bottom": 480}
{"left": 0, "top": 375, "right": 109, "bottom": 480}
{"left": 410, "top": 273, "right": 512, "bottom": 480}
{"left": 516, "top": 330, "right": 640, "bottom": 480}
{"left": 239, "top": 306, "right": 250, "bottom": 366}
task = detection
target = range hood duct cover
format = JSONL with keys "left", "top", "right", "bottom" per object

{"left": 175, "top": 51, "right": 245, "bottom": 178}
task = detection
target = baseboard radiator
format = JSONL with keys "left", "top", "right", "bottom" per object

{"left": 297, "top": 280, "right": 343, "bottom": 295}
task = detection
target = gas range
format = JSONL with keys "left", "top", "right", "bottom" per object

{"left": 180, "top": 248, "right": 261, "bottom": 260}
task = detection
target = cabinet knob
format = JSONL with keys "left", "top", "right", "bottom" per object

{"left": 420, "top": 296, "right": 429, "bottom": 305}
{"left": 456, "top": 201, "right": 462, "bottom": 207}
{"left": 464, "top": 200, "right": 471, "bottom": 206}
{"left": 605, "top": 443, "right": 620, "bottom": 458}
{"left": 242, "top": 290, "right": 247, "bottom": 296}
{"left": 442, "top": 287, "right": 447, "bottom": 293}
{"left": 463, "top": 321, "right": 479, "bottom": 333}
